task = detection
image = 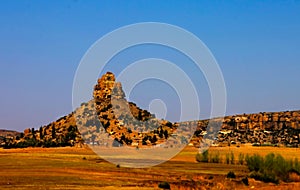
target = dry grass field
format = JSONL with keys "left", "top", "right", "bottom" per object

{"left": 0, "top": 145, "right": 299, "bottom": 189}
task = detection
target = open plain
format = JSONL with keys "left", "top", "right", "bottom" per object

{"left": 0, "top": 145, "right": 299, "bottom": 189}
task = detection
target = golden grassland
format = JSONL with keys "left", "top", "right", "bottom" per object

{"left": 0, "top": 145, "right": 299, "bottom": 189}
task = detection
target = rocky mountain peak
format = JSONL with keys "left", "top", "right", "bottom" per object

{"left": 93, "top": 72, "right": 125, "bottom": 101}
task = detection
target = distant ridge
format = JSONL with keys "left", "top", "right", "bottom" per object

{"left": 0, "top": 129, "right": 20, "bottom": 137}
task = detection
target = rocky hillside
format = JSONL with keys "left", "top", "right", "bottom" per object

{"left": 0, "top": 129, "right": 20, "bottom": 145}
{"left": 1, "top": 72, "right": 300, "bottom": 148}
{"left": 0, "top": 112, "right": 83, "bottom": 148}
{"left": 76, "top": 72, "right": 176, "bottom": 147}
{"left": 190, "top": 110, "right": 300, "bottom": 148}
{"left": 0, "top": 129, "right": 20, "bottom": 137}
{"left": 1, "top": 72, "right": 176, "bottom": 148}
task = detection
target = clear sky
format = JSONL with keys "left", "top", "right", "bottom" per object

{"left": 1, "top": 0, "right": 300, "bottom": 132}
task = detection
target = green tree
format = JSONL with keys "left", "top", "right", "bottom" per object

{"left": 104, "top": 121, "right": 110, "bottom": 129}
{"left": 52, "top": 126, "right": 56, "bottom": 138}
{"left": 39, "top": 126, "right": 43, "bottom": 139}
{"left": 137, "top": 111, "right": 142, "bottom": 120}
{"left": 164, "top": 130, "right": 169, "bottom": 139}
{"left": 152, "top": 135, "right": 157, "bottom": 144}
{"left": 159, "top": 129, "right": 164, "bottom": 138}
{"left": 196, "top": 150, "right": 209, "bottom": 163}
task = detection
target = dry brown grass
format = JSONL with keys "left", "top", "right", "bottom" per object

{"left": 0, "top": 145, "right": 299, "bottom": 189}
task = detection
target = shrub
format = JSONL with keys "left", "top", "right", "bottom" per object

{"left": 273, "top": 154, "right": 292, "bottom": 182}
{"left": 158, "top": 181, "right": 170, "bottom": 189}
{"left": 264, "top": 153, "right": 275, "bottom": 171}
{"left": 249, "top": 171, "right": 278, "bottom": 184}
{"left": 294, "top": 158, "right": 300, "bottom": 173}
{"left": 25, "top": 138, "right": 38, "bottom": 147}
{"left": 245, "top": 154, "right": 263, "bottom": 172}
{"left": 227, "top": 171, "right": 236, "bottom": 178}
{"left": 196, "top": 150, "right": 209, "bottom": 163}
{"left": 246, "top": 153, "right": 298, "bottom": 183}
{"left": 44, "top": 139, "right": 57, "bottom": 147}
{"left": 211, "top": 152, "right": 221, "bottom": 163}
{"left": 226, "top": 153, "right": 230, "bottom": 164}
{"left": 239, "top": 153, "right": 245, "bottom": 165}
{"left": 242, "top": 177, "right": 249, "bottom": 186}
{"left": 196, "top": 153, "right": 201, "bottom": 162}
{"left": 230, "top": 151, "right": 235, "bottom": 164}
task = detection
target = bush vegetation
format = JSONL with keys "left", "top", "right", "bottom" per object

{"left": 195, "top": 150, "right": 300, "bottom": 184}
{"left": 158, "top": 181, "right": 170, "bottom": 189}
{"left": 226, "top": 153, "right": 230, "bottom": 164}
{"left": 230, "top": 151, "right": 235, "bottom": 164}
{"left": 210, "top": 151, "right": 221, "bottom": 163}
{"left": 196, "top": 150, "right": 237, "bottom": 164}
{"left": 238, "top": 153, "right": 245, "bottom": 165}
{"left": 242, "top": 177, "right": 249, "bottom": 186}
{"left": 246, "top": 153, "right": 300, "bottom": 183}
{"left": 226, "top": 171, "right": 236, "bottom": 178}
{"left": 196, "top": 150, "right": 209, "bottom": 163}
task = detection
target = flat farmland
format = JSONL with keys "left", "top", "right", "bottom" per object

{"left": 0, "top": 145, "right": 299, "bottom": 189}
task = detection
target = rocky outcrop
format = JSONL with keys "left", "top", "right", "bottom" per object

{"left": 0, "top": 130, "right": 20, "bottom": 146}
{"left": 1, "top": 113, "right": 84, "bottom": 148}
{"left": 1, "top": 72, "right": 300, "bottom": 148}
{"left": 78, "top": 72, "right": 175, "bottom": 147}
{"left": 221, "top": 111, "right": 300, "bottom": 131}
{"left": 0, "top": 129, "right": 20, "bottom": 137}
{"left": 191, "top": 111, "right": 300, "bottom": 147}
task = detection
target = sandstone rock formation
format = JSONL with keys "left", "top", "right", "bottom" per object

{"left": 191, "top": 111, "right": 300, "bottom": 147}
{"left": 77, "top": 72, "right": 176, "bottom": 147}
{"left": 1, "top": 72, "right": 300, "bottom": 148}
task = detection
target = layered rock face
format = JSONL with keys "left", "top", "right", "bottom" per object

{"left": 191, "top": 111, "right": 300, "bottom": 147}
{"left": 221, "top": 111, "right": 300, "bottom": 131}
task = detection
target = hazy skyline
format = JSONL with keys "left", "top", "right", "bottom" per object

{"left": 1, "top": 0, "right": 300, "bottom": 131}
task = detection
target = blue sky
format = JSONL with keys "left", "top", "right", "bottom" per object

{"left": 1, "top": 0, "right": 300, "bottom": 131}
